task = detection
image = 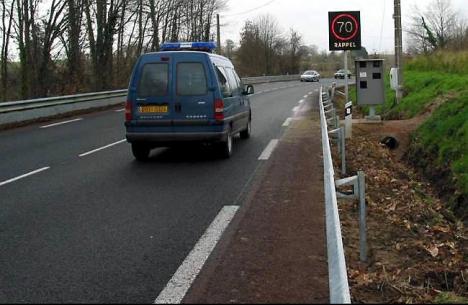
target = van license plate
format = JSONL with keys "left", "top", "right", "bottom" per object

{"left": 139, "top": 105, "right": 168, "bottom": 114}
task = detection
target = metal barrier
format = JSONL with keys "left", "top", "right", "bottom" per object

{"left": 0, "top": 75, "right": 300, "bottom": 126}
{"left": 0, "top": 90, "right": 127, "bottom": 114}
{"left": 319, "top": 86, "right": 351, "bottom": 304}
{"left": 0, "top": 90, "right": 127, "bottom": 126}
{"left": 242, "top": 74, "right": 300, "bottom": 84}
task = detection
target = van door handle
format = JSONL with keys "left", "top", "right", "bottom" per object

{"left": 175, "top": 103, "right": 182, "bottom": 112}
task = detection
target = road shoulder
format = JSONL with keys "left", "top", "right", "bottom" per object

{"left": 183, "top": 104, "right": 329, "bottom": 303}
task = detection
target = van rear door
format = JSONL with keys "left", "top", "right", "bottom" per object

{"left": 172, "top": 54, "right": 214, "bottom": 125}
{"left": 135, "top": 56, "right": 173, "bottom": 125}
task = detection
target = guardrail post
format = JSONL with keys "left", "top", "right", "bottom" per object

{"left": 358, "top": 171, "right": 367, "bottom": 263}
{"left": 331, "top": 82, "right": 336, "bottom": 101}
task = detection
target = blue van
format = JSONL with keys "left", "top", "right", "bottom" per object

{"left": 125, "top": 42, "right": 254, "bottom": 160}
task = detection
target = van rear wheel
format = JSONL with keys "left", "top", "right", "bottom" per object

{"left": 132, "top": 143, "right": 150, "bottom": 161}
{"left": 218, "top": 129, "right": 233, "bottom": 158}
{"left": 240, "top": 119, "right": 251, "bottom": 139}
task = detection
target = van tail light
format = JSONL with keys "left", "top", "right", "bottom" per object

{"left": 125, "top": 100, "right": 132, "bottom": 122}
{"left": 214, "top": 99, "right": 224, "bottom": 121}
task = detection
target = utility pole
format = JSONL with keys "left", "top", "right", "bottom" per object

{"left": 394, "top": 0, "right": 404, "bottom": 103}
{"left": 216, "top": 14, "right": 221, "bottom": 55}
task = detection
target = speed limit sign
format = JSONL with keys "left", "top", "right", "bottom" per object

{"left": 329, "top": 11, "right": 361, "bottom": 51}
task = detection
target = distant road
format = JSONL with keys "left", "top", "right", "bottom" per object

{"left": 0, "top": 78, "right": 345, "bottom": 303}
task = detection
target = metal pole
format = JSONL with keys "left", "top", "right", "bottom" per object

{"left": 341, "top": 128, "right": 346, "bottom": 175}
{"left": 331, "top": 82, "right": 336, "bottom": 102}
{"left": 217, "top": 14, "right": 221, "bottom": 55}
{"left": 394, "top": 0, "right": 403, "bottom": 104}
{"left": 344, "top": 51, "right": 349, "bottom": 105}
{"left": 358, "top": 171, "right": 367, "bottom": 262}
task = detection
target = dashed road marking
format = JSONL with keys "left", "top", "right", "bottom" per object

{"left": 79, "top": 139, "right": 127, "bottom": 157}
{"left": 293, "top": 106, "right": 301, "bottom": 112}
{"left": 40, "top": 118, "right": 83, "bottom": 129}
{"left": 282, "top": 118, "right": 293, "bottom": 127}
{"left": 0, "top": 167, "right": 50, "bottom": 187}
{"left": 154, "top": 205, "right": 240, "bottom": 304}
{"left": 298, "top": 99, "right": 305, "bottom": 104}
{"left": 258, "top": 139, "right": 279, "bottom": 160}
{"left": 115, "top": 109, "right": 125, "bottom": 112}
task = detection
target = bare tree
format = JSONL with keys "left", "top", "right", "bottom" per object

{"left": 64, "top": 0, "right": 83, "bottom": 90}
{"left": 406, "top": 0, "right": 466, "bottom": 54}
{"left": 1, "top": 0, "right": 15, "bottom": 100}
{"left": 14, "top": 0, "right": 67, "bottom": 98}
{"left": 84, "top": 0, "right": 124, "bottom": 90}
{"left": 37, "top": 0, "right": 68, "bottom": 96}
{"left": 1, "top": 0, "right": 229, "bottom": 100}
{"left": 288, "top": 29, "right": 302, "bottom": 74}
{"left": 235, "top": 15, "right": 306, "bottom": 76}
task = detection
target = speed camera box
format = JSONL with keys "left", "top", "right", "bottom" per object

{"left": 355, "top": 59, "right": 385, "bottom": 105}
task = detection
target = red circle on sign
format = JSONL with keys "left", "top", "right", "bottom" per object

{"left": 331, "top": 13, "right": 359, "bottom": 41}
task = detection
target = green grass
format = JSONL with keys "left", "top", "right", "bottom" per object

{"left": 410, "top": 92, "right": 468, "bottom": 207}
{"left": 386, "top": 71, "right": 468, "bottom": 119}
{"left": 406, "top": 51, "right": 468, "bottom": 74}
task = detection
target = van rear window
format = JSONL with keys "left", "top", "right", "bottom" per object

{"left": 138, "top": 63, "right": 168, "bottom": 97}
{"left": 177, "top": 63, "right": 208, "bottom": 96}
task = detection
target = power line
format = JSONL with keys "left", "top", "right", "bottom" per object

{"left": 221, "top": 0, "right": 276, "bottom": 17}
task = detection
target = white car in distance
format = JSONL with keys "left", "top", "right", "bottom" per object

{"left": 300, "top": 70, "right": 320, "bottom": 82}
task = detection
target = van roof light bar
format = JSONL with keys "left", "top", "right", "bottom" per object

{"left": 160, "top": 41, "right": 217, "bottom": 53}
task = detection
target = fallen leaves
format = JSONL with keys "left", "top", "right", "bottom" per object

{"left": 424, "top": 245, "right": 440, "bottom": 258}
{"left": 334, "top": 132, "right": 467, "bottom": 303}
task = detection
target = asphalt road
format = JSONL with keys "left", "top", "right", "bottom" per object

{"left": 0, "top": 79, "right": 345, "bottom": 303}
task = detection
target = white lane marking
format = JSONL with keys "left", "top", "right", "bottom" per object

{"left": 293, "top": 106, "right": 301, "bottom": 112}
{"left": 258, "top": 139, "right": 279, "bottom": 160}
{"left": 303, "top": 95, "right": 308, "bottom": 98}
{"left": 115, "top": 109, "right": 125, "bottom": 112}
{"left": 298, "top": 99, "right": 305, "bottom": 104}
{"left": 154, "top": 205, "right": 240, "bottom": 304}
{"left": 79, "top": 139, "right": 127, "bottom": 157}
{"left": 0, "top": 167, "right": 50, "bottom": 187}
{"left": 308, "top": 91, "right": 313, "bottom": 94}
{"left": 282, "top": 118, "right": 293, "bottom": 127}
{"left": 40, "top": 118, "right": 83, "bottom": 129}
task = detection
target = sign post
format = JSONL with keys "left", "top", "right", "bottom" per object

{"left": 345, "top": 101, "right": 353, "bottom": 138}
{"left": 329, "top": 11, "right": 361, "bottom": 138}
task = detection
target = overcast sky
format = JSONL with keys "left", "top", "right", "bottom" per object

{"left": 220, "top": 0, "right": 468, "bottom": 54}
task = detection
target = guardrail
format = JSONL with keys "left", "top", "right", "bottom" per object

{"left": 319, "top": 86, "right": 351, "bottom": 304}
{"left": 0, "top": 75, "right": 300, "bottom": 126}
{"left": 242, "top": 74, "right": 300, "bottom": 84}
{"left": 0, "top": 90, "right": 127, "bottom": 126}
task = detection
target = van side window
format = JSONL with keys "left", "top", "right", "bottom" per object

{"left": 232, "top": 70, "right": 244, "bottom": 89}
{"left": 177, "top": 63, "right": 208, "bottom": 96}
{"left": 226, "top": 68, "right": 240, "bottom": 94}
{"left": 215, "top": 66, "right": 232, "bottom": 98}
{"left": 138, "top": 63, "right": 168, "bottom": 97}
